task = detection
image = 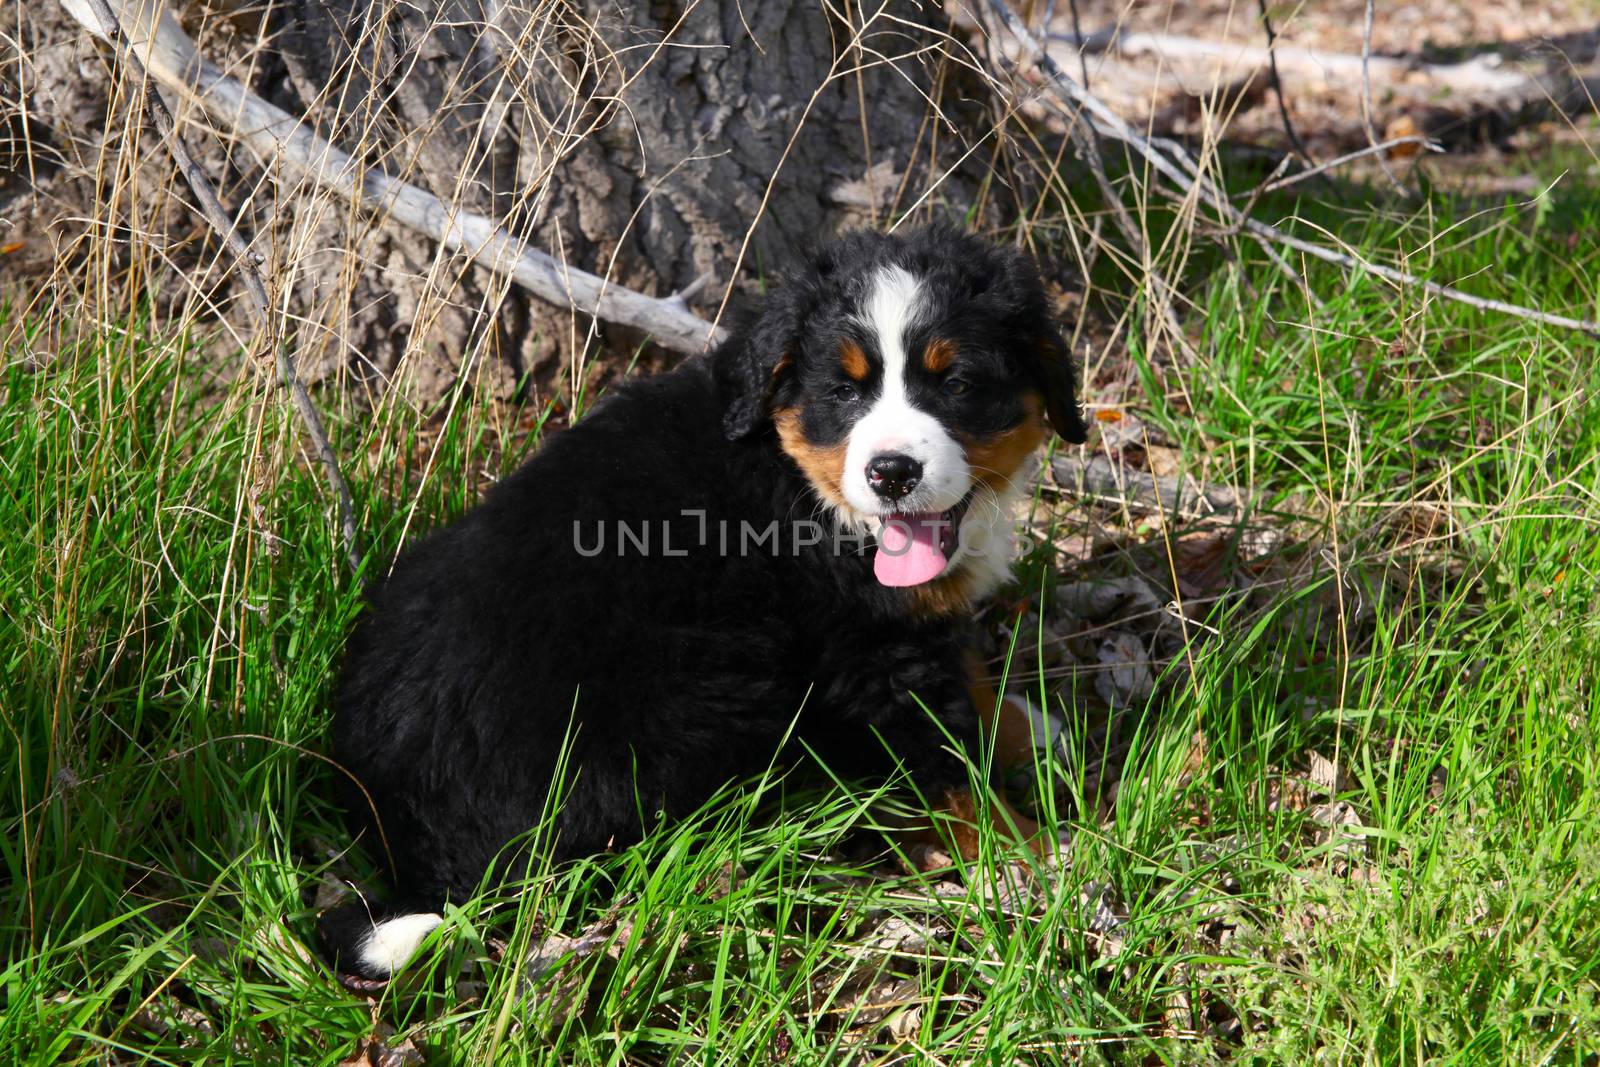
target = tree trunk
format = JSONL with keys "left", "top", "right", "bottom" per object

{"left": 8, "top": 0, "right": 987, "bottom": 404}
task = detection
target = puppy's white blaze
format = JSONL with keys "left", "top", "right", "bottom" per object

{"left": 844, "top": 266, "right": 970, "bottom": 516}
{"left": 859, "top": 264, "right": 922, "bottom": 377}
{"left": 356, "top": 912, "right": 443, "bottom": 976}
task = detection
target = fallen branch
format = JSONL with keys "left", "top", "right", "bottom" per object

{"left": 1235, "top": 211, "right": 1600, "bottom": 332}
{"left": 1050, "top": 454, "right": 1240, "bottom": 521}
{"left": 60, "top": 0, "right": 726, "bottom": 358}
{"left": 985, "top": 0, "right": 1600, "bottom": 336}
{"left": 1047, "top": 25, "right": 1534, "bottom": 97}
{"left": 70, "top": 0, "right": 361, "bottom": 573}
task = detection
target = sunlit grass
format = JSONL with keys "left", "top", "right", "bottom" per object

{"left": 2, "top": 177, "right": 1598, "bottom": 1063}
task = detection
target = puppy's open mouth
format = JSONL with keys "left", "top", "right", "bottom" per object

{"left": 873, "top": 491, "right": 973, "bottom": 587}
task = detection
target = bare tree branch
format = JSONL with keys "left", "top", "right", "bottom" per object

{"left": 60, "top": 0, "right": 727, "bottom": 359}
{"left": 1051, "top": 454, "right": 1239, "bottom": 521}
{"left": 1047, "top": 24, "right": 1533, "bottom": 97}
{"left": 989, "top": 0, "right": 1319, "bottom": 305}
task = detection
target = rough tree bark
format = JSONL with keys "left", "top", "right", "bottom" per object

{"left": 5, "top": 0, "right": 984, "bottom": 402}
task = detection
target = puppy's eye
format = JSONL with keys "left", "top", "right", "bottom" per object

{"left": 942, "top": 377, "right": 971, "bottom": 397}
{"left": 829, "top": 383, "right": 862, "bottom": 403}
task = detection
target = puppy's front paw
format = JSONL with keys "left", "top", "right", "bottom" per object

{"left": 996, "top": 692, "right": 1069, "bottom": 763}
{"left": 897, "top": 786, "right": 1045, "bottom": 867}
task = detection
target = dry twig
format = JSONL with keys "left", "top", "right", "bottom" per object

{"left": 1254, "top": 0, "right": 1317, "bottom": 167}
{"left": 1360, "top": 0, "right": 1409, "bottom": 196}
{"left": 986, "top": 1, "right": 1195, "bottom": 359}
{"left": 70, "top": 0, "right": 362, "bottom": 572}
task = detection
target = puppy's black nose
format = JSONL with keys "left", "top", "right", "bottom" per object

{"left": 867, "top": 453, "right": 922, "bottom": 501}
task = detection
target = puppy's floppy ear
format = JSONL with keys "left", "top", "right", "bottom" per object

{"left": 984, "top": 241, "right": 1087, "bottom": 443}
{"left": 1034, "top": 331, "right": 1088, "bottom": 443}
{"left": 717, "top": 283, "right": 804, "bottom": 440}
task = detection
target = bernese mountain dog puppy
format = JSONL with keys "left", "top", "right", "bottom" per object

{"left": 322, "top": 226, "right": 1087, "bottom": 981}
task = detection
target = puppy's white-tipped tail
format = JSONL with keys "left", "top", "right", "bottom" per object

{"left": 355, "top": 912, "right": 444, "bottom": 976}
{"left": 321, "top": 901, "right": 444, "bottom": 981}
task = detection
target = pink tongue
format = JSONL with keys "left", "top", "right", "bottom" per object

{"left": 874, "top": 513, "right": 949, "bottom": 587}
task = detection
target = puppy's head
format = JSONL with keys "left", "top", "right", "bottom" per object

{"left": 718, "top": 227, "right": 1087, "bottom": 592}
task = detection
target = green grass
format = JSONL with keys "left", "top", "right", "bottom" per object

{"left": 3, "top": 180, "right": 1599, "bottom": 1064}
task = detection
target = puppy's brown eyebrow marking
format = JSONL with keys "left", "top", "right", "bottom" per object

{"left": 840, "top": 340, "right": 870, "bottom": 381}
{"left": 922, "top": 338, "right": 957, "bottom": 374}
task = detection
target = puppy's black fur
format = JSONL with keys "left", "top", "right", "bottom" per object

{"left": 323, "top": 227, "right": 1085, "bottom": 979}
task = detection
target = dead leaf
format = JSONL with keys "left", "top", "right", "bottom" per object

{"left": 1163, "top": 963, "right": 1195, "bottom": 1036}
{"left": 1079, "top": 880, "right": 1128, "bottom": 961}
{"left": 828, "top": 159, "right": 901, "bottom": 211}
{"left": 884, "top": 1000, "right": 924, "bottom": 1041}
{"left": 1306, "top": 751, "right": 1348, "bottom": 795}
{"left": 339, "top": 1027, "right": 424, "bottom": 1067}
{"left": 521, "top": 914, "right": 635, "bottom": 1024}
{"left": 1178, "top": 729, "right": 1208, "bottom": 784}
{"left": 1055, "top": 576, "right": 1163, "bottom": 626}
{"left": 1264, "top": 774, "right": 1309, "bottom": 813}
{"left": 1383, "top": 115, "right": 1424, "bottom": 157}
{"left": 1173, "top": 532, "right": 1234, "bottom": 596}
{"left": 851, "top": 915, "right": 940, "bottom": 960}
{"left": 526, "top": 917, "right": 634, "bottom": 980}
{"left": 1095, "top": 631, "right": 1156, "bottom": 708}
{"left": 1096, "top": 410, "right": 1148, "bottom": 454}
{"left": 1143, "top": 444, "right": 1183, "bottom": 478}
{"left": 830, "top": 975, "right": 924, "bottom": 1032}
{"left": 132, "top": 996, "right": 216, "bottom": 1047}
{"left": 250, "top": 918, "right": 315, "bottom": 981}
{"left": 314, "top": 875, "right": 351, "bottom": 911}
{"left": 980, "top": 859, "right": 1052, "bottom": 917}
{"left": 1237, "top": 524, "right": 1283, "bottom": 563}
{"left": 1307, "top": 800, "right": 1367, "bottom": 873}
